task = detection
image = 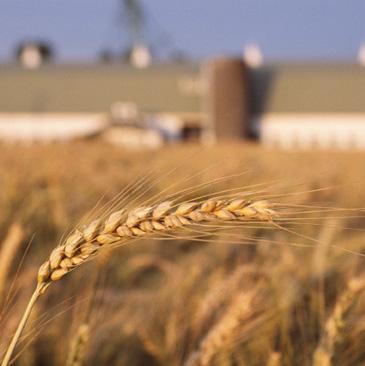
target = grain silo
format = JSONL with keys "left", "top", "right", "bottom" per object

{"left": 203, "top": 57, "right": 249, "bottom": 142}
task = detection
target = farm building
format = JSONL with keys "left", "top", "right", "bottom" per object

{"left": 250, "top": 64, "right": 365, "bottom": 149}
{"left": 0, "top": 63, "right": 202, "bottom": 143}
{"left": 0, "top": 59, "right": 365, "bottom": 149}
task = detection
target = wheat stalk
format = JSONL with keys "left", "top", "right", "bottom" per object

{"left": 0, "top": 223, "right": 24, "bottom": 303}
{"left": 1, "top": 197, "right": 276, "bottom": 366}
{"left": 313, "top": 277, "right": 365, "bottom": 366}
{"left": 267, "top": 352, "right": 281, "bottom": 366}
{"left": 185, "top": 289, "right": 258, "bottom": 366}
{"left": 66, "top": 323, "right": 89, "bottom": 366}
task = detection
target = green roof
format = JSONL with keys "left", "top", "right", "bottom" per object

{"left": 250, "top": 64, "right": 365, "bottom": 114}
{"left": 0, "top": 63, "right": 201, "bottom": 114}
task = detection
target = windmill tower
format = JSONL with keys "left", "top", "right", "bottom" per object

{"left": 120, "top": 0, "right": 151, "bottom": 68}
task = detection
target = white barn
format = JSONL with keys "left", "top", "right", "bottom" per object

{"left": 0, "top": 63, "right": 202, "bottom": 143}
{"left": 250, "top": 64, "right": 365, "bottom": 150}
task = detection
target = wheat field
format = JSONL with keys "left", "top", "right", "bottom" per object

{"left": 0, "top": 142, "right": 365, "bottom": 366}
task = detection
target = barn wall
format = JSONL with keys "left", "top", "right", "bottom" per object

{"left": 0, "top": 113, "right": 107, "bottom": 142}
{"left": 259, "top": 114, "right": 365, "bottom": 150}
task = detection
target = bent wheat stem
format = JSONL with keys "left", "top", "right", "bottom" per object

{"left": 1, "top": 197, "right": 276, "bottom": 366}
{"left": 1, "top": 283, "right": 44, "bottom": 366}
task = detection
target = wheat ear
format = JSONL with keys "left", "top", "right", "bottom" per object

{"left": 1, "top": 197, "right": 275, "bottom": 366}
{"left": 267, "top": 352, "right": 281, "bottom": 366}
{"left": 66, "top": 323, "right": 89, "bottom": 366}
{"left": 313, "top": 277, "right": 365, "bottom": 366}
{"left": 37, "top": 198, "right": 275, "bottom": 286}
{"left": 185, "top": 289, "right": 258, "bottom": 366}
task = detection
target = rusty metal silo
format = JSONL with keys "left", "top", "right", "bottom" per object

{"left": 203, "top": 57, "right": 249, "bottom": 142}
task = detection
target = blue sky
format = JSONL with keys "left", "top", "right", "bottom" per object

{"left": 0, "top": 0, "right": 364, "bottom": 62}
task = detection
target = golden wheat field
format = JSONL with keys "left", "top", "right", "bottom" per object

{"left": 0, "top": 142, "right": 365, "bottom": 366}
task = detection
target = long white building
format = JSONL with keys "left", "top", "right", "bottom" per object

{"left": 0, "top": 63, "right": 202, "bottom": 142}
{"left": 249, "top": 64, "right": 365, "bottom": 150}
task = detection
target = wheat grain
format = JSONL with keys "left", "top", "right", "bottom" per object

{"left": 37, "top": 198, "right": 275, "bottom": 288}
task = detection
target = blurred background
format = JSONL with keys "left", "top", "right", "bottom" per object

{"left": 1, "top": 2, "right": 365, "bottom": 366}
{"left": 0, "top": 0, "right": 365, "bottom": 148}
